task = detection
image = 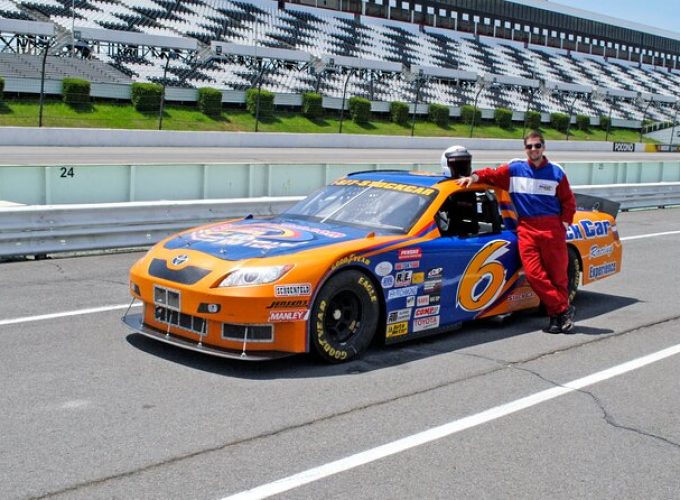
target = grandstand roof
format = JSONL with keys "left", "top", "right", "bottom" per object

{"left": 510, "top": 0, "right": 680, "bottom": 42}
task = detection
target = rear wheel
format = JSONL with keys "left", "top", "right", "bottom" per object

{"left": 567, "top": 246, "right": 581, "bottom": 303}
{"left": 310, "top": 270, "right": 379, "bottom": 363}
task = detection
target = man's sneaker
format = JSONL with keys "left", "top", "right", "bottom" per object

{"left": 543, "top": 315, "right": 561, "bottom": 334}
{"left": 558, "top": 305, "right": 576, "bottom": 333}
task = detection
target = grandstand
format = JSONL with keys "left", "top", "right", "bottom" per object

{"left": 1, "top": 0, "right": 679, "bottom": 125}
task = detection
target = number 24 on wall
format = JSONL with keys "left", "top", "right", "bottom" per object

{"left": 59, "top": 167, "right": 75, "bottom": 178}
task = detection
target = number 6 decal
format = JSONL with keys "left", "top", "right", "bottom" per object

{"left": 457, "top": 240, "right": 510, "bottom": 312}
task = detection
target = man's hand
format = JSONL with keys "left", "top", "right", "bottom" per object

{"left": 455, "top": 173, "right": 478, "bottom": 187}
{"left": 563, "top": 221, "right": 570, "bottom": 230}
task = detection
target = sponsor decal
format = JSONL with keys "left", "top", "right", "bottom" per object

{"left": 613, "top": 142, "right": 635, "bottom": 152}
{"left": 333, "top": 178, "right": 435, "bottom": 196}
{"left": 427, "top": 267, "right": 443, "bottom": 279}
{"left": 566, "top": 220, "right": 611, "bottom": 241}
{"left": 416, "top": 295, "right": 430, "bottom": 306}
{"left": 386, "top": 321, "right": 409, "bottom": 338}
{"left": 415, "top": 305, "right": 440, "bottom": 318}
{"left": 388, "top": 286, "right": 418, "bottom": 300}
{"left": 395, "top": 260, "right": 420, "bottom": 270}
{"left": 590, "top": 243, "right": 614, "bottom": 258}
{"left": 332, "top": 253, "right": 371, "bottom": 270}
{"left": 429, "top": 295, "right": 441, "bottom": 304}
{"left": 507, "top": 289, "right": 536, "bottom": 302}
{"left": 375, "top": 261, "right": 393, "bottom": 277}
{"left": 268, "top": 309, "right": 309, "bottom": 322}
{"left": 381, "top": 275, "right": 395, "bottom": 288}
{"left": 589, "top": 262, "right": 617, "bottom": 279}
{"left": 423, "top": 279, "right": 442, "bottom": 292}
{"left": 413, "top": 315, "right": 440, "bottom": 332}
{"left": 406, "top": 296, "right": 416, "bottom": 308}
{"left": 395, "top": 270, "right": 413, "bottom": 287}
{"left": 275, "top": 283, "right": 312, "bottom": 297}
{"left": 398, "top": 248, "right": 422, "bottom": 260}
{"left": 191, "top": 222, "right": 312, "bottom": 248}
{"left": 411, "top": 272, "right": 425, "bottom": 284}
{"left": 267, "top": 299, "right": 309, "bottom": 309}
{"left": 654, "top": 144, "right": 680, "bottom": 153}
{"left": 387, "top": 308, "right": 412, "bottom": 324}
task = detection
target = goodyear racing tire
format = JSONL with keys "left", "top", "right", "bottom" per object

{"left": 567, "top": 246, "right": 581, "bottom": 303}
{"left": 310, "top": 270, "right": 379, "bottom": 363}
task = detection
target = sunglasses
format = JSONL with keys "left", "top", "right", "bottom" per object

{"left": 525, "top": 143, "right": 544, "bottom": 150}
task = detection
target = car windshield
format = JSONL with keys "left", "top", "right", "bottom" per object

{"left": 284, "top": 180, "right": 435, "bottom": 233}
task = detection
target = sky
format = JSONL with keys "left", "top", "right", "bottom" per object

{"left": 550, "top": 0, "right": 680, "bottom": 36}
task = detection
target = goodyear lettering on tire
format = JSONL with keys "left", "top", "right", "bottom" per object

{"left": 315, "top": 299, "right": 348, "bottom": 360}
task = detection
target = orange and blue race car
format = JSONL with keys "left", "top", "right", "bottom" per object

{"left": 123, "top": 169, "right": 622, "bottom": 363}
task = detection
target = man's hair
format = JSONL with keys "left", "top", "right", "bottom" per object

{"left": 524, "top": 130, "right": 545, "bottom": 145}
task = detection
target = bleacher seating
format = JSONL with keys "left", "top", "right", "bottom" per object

{"left": 1, "top": 0, "right": 678, "bottom": 122}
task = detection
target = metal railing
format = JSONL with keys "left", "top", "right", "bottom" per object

{"left": 1, "top": 183, "right": 678, "bottom": 258}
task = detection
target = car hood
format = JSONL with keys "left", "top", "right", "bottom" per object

{"left": 163, "top": 217, "right": 376, "bottom": 261}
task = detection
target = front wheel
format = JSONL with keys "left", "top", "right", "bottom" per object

{"left": 310, "top": 270, "right": 380, "bottom": 363}
{"left": 567, "top": 246, "right": 581, "bottom": 303}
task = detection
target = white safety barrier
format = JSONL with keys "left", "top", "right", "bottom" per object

{"left": 0, "top": 183, "right": 678, "bottom": 258}
{"left": 0, "top": 196, "right": 301, "bottom": 258}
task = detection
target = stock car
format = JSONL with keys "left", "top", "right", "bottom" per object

{"left": 123, "top": 169, "right": 622, "bottom": 363}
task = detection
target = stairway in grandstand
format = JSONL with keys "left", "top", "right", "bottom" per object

{"left": 1, "top": 0, "right": 679, "bottom": 121}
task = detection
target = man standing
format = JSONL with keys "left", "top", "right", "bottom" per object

{"left": 455, "top": 131, "right": 576, "bottom": 333}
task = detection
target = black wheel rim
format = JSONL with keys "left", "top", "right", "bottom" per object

{"left": 324, "top": 290, "right": 362, "bottom": 343}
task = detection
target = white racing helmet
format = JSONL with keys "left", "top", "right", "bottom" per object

{"left": 440, "top": 145, "right": 472, "bottom": 178}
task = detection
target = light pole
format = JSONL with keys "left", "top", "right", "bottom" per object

{"left": 469, "top": 75, "right": 491, "bottom": 138}
{"left": 670, "top": 102, "right": 679, "bottom": 149}
{"left": 338, "top": 68, "right": 356, "bottom": 134}
{"left": 564, "top": 92, "right": 580, "bottom": 141}
{"left": 71, "top": 0, "right": 75, "bottom": 57}
{"left": 38, "top": 38, "right": 51, "bottom": 127}
{"left": 158, "top": 51, "right": 174, "bottom": 131}
{"left": 636, "top": 93, "right": 655, "bottom": 143}
{"left": 408, "top": 68, "right": 424, "bottom": 137}
{"left": 605, "top": 95, "right": 615, "bottom": 142}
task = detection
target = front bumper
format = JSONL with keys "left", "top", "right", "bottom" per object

{"left": 122, "top": 313, "right": 295, "bottom": 361}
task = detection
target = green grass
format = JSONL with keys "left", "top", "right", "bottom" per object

{"left": 0, "top": 98, "right": 654, "bottom": 142}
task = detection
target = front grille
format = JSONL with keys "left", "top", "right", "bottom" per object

{"left": 154, "top": 305, "right": 207, "bottom": 336}
{"left": 222, "top": 323, "right": 273, "bottom": 343}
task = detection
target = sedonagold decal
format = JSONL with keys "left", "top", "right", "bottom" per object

{"left": 274, "top": 284, "right": 312, "bottom": 297}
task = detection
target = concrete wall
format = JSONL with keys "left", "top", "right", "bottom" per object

{"left": 0, "top": 126, "right": 629, "bottom": 151}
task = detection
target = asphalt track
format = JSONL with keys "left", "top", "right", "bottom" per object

{"left": 2, "top": 146, "right": 680, "bottom": 165}
{"left": 2, "top": 207, "right": 680, "bottom": 499}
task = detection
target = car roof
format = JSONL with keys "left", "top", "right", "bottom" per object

{"left": 348, "top": 170, "right": 448, "bottom": 188}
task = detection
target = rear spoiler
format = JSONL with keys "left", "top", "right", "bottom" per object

{"left": 574, "top": 193, "right": 620, "bottom": 220}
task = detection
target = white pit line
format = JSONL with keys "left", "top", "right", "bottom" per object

{"left": 0, "top": 303, "right": 141, "bottom": 327}
{"left": 222, "top": 342, "right": 680, "bottom": 500}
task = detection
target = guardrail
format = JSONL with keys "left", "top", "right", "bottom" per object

{"left": 1, "top": 183, "right": 678, "bottom": 258}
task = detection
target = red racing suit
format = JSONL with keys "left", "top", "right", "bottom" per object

{"left": 474, "top": 157, "right": 576, "bottom": 316}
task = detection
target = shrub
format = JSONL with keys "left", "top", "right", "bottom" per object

{"left": 576, "top": 114, "right": 590, "bottom": 131}
{"left": 460, "top": 104, "right": 481, "bottom": 125}
{"left": 0, "top": 76, "right": 4, "bottom": 101}
{"left": 494, "top": 107, "right": 513, "bottom": 129}
{"left": 428, "top": 103, "right": 449, "bottom": 127}
{"left": 550, "top": 112, "right": 570, "bottom": 133}
{"left": 197, "top": 87, "right": 223, "bottom": 117}
{"left": 525, "top": 110, "right": 541, "bottom": 130}
{"left": 302, "top": 92, "right": 323, "bottom": 119}
{"left": 348, "top": 96, "right": 371, "bottom": 124}
{"left": 390, "top": 101, "right": 409, "bottom": 125}
{"left": 599, "top": 115, "right": 611, "bottom": 131}
{"left": 131, "top": 82, "right": 163, "bottom": 112}
{"left": 245, "top": 88, "right": 274, "bottom": 118}
{"left": 62, "top": 77, "right": 90, "bottom": 106}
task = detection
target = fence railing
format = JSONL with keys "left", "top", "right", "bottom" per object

{"left": 1, "top": 183, "right": 678, "bottom": 258}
